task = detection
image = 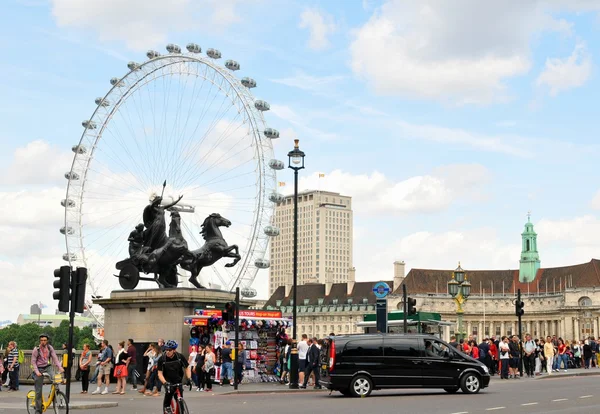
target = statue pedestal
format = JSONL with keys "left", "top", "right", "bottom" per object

{"left": 94, "top": 288, "right": 255, "bottom": 348}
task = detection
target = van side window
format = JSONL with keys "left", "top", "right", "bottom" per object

{"left": 383, "top": 338, "right": 420, "bottom": 357}
{"left": 343, "top": 339, "right": 383, "bottom": 357}
{"left": 423, "top": 339, "right": 450, "bottom": 358}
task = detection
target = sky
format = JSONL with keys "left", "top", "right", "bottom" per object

{"left": 2, "top": 0, "right": 600, "bottom": 323}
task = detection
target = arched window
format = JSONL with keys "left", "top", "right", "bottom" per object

{"left": 526, "top": 240, "right": 530, "bottom": 251}
{"left": 578, "top": 297, "right": 592, "bottom": 307}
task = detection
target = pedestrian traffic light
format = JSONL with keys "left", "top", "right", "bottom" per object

{"left": 53, "top": 266, "right": 71, "bottom": 313}
{"left": 515, "top": 299, "right": 524, "bottom": 317}
{"left": 73, "top": 267, "right": 88, "bottom": 314}
{"left": 407, "top": 297, "right": 417, "bottom": 315}
{"left": 223, "top": 301, "right": 236, "bottom": 321}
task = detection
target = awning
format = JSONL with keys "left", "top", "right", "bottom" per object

{"left": 356, "top": 320, "right": 418, "bottom": 327}
{"left": 184, "top": 315, "right": 292, "bottom": 326}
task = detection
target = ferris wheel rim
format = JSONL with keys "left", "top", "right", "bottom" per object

{"left": 62, "top": 48, "right": 277, "bottom": 324}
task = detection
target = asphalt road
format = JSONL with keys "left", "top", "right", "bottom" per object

{"left": 1, "top": 375, "right": 599, "bottom": 413}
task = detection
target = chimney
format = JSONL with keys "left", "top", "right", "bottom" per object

{"left": 285, "top": 273, "right": 292, "bottom": 297}
{"left": 347, "top": 267, "right": 356, "bottom": 295}
{"left": 325, "top": 268, "right": 334, "bottom": 296}
{"left": 393, "top": 260, "right": 406, "bottom": 290}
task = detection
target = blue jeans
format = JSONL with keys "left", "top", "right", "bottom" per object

{"left": 553, "top": 354, "right": 568, "bottom": 370}
{"left": 221, "top": 362, "right": 233, "bottom": 382}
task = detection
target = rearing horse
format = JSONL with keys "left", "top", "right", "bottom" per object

{"left": 179, "top": 213, "right": 241, "bottom": 288}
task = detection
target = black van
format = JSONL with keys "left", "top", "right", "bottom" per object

{"left": 319, "top": 333, "right": 490, "bottom": 397}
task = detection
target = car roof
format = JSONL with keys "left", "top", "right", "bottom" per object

{"left": 329, "top": 333, "right": 440, "bottom": 341}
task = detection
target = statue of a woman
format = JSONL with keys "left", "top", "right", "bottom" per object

{"left": 142, "top": 195, "right": 183, "bottom": 251}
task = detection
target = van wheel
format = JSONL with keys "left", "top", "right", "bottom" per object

{"left": 444, "top": 387, "right": 458, "bottom": 393}
{"left": 350, "top": 375, "right": 373, "bottom": 398}
{"left": 460, "top": 373, "right": 481, "bottom": 394}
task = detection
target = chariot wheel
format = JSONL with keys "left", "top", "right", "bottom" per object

{"left": 60, "top": 43, "right": 282, "bottom": 329}
{"left": 118, "top": 263, "right": 140, "bottom": 290}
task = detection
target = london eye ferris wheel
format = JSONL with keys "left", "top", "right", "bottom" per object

{"left": 60, "top": 43, "right": 284, "bottom": 328}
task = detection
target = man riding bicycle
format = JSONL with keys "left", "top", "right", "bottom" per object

{"left": 158, "top": 340, "right": 191, "bottom": 414}
{"left": 31, "top": 334, "right": 64, "bottom": 414}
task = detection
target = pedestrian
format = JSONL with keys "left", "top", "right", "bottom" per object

{"left": 297, "top": 334, "right": 309, "bottom": 385}
{"left": 92, "top": 340, "right": 113, "bottom": 395}
{"left": 219, "top": 341, "right": 233, "bottom": 386}
{"left": 583, "top": 339, "right": 592, "bottom": 369}
{"left": 6, "top": 341, "right": 20, "bottom": 392}
{"left": 202, "top": 344, "right": 215, "bottom": 392}
{"left": 125, "top": 339, "right": 139, "bottom": 390}
{"left": 144, "top": 343, "right": 161, "bottom": 397}
{"left": 32, "top": 334, "right": 64, "bottom": 414}
{"left": 113, "top": 341, "right": 129, "bottom": 395}
{"left": 508, "top": 336, "right": 520, "bottom": 379}
{"left": 79, "top": 343, "right": 92, "bottom": 394}
{"left": 234, "top": 342, "right": 246, "bottom": 385}
{"left": 554, "top": 338, "right": 568, "bottom": 372}
{"left": 139, "top": 343, "right": 155, "bottom": 394}
{"left": 157, "top": 340, "right": 191, "bottom": 414}
{"left": 499, "top": 336, "right": 510, "bottom": 379}
{"left": 544, "top": 335, "right": 555, "bottom": 374}
{"left": 523, "top": 334, "right": 536, "bottom": 378}
{"left": 300, "top": 338, "right": 321, "bottom": 389}
{"left": 279, "top": 339, "right": 291, "bottom": 384}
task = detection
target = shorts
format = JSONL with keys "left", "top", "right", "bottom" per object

{"left": 509, "top": 357, "right": 519, "bottom": 368}
{"left": 299, "top": 359, "right": 307, "bottom": 372}
{"left": 101, "top": 363, "right": 113, "bottom": 376}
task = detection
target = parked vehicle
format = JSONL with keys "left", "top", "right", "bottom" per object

{"left": 319, "top": 333, "right": 490, "bottom": 397}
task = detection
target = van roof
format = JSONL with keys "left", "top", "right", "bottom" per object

{"left": 329, "top": 333, "right": 441, "bottom": 341}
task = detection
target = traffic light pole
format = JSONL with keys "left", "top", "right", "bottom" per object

{"left": 517, "top": 288, "right": 523, "bottom": 378}
{"left": 65, "top": 268, "right": 76, "bottom": 403}
{"left": 234, "top": 287, "right": 240, "bottom": 391}
{"left": 403, "top": 284, "right": 408, "bottom": 334}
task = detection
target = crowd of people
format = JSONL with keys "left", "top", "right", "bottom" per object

{"left": 278, "top": 332, "right": 334, "bottom": 389}
{"left": 448, "top": 334, "right": 600, "bottom": 379}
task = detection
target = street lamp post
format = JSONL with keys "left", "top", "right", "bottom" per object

{"left": 447, "top": 262, "right": 471, "bottom": 341}
{"left": 287, "top": 138, "right": 305, "bottom": 389}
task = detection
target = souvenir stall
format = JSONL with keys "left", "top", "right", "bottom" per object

{"left": 184, "top": 309, "right": 292, "bottom": 383}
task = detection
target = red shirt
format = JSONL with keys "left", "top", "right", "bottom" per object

{"left": 558, "top": 344, "right": 566, "bottom": 355}
{"left": 489, "top": 343, "right": 498, "bottom": 358}
{"left": 471, "top": 346, "right": 479, "bottom": 359}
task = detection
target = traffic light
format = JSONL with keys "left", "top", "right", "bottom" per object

{"left": 53, "top": 266, "right": 71, "bottom": 313}
{"left": 407, "top": 297, "right": 417, "bottom": 315}
{"left": 73, "top": 267, "right": 88, "bottom": 314}
{"left": 223, "top": 301, "right": 237, "bottom": 322}
{"left": 515, "top": 299, "right": 524, "bottom": 317}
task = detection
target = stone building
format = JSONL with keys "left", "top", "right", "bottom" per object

{"left": 387, "top": 217, "right": 600, "bottom": 342}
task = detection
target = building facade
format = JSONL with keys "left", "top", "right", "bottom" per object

{"left": 269, "top": 190, "right": 353, "bottom": 296}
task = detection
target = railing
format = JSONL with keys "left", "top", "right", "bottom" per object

{"left": 15, "top": 350, "right": 96, "bottom": 383}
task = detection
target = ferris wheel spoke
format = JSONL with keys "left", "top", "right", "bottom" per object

{"left": 92, "top": 138, "right": 152, "bottom": 192}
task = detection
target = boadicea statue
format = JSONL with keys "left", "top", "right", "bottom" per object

{"left": 115, "top": 181, "right": 241, "bottom": 290}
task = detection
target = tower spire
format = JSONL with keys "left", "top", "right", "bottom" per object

{"left": 519, "top": 213, "right": 540, "bottom": 283}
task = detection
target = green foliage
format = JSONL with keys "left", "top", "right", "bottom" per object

{"left": 0, "top": 322, "right": 97, "bottom": 350}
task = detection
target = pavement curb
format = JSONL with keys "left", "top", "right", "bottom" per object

{"left": 68, "top": 401, "right": 119, "bottom": 410}
{"left": 536, "top": 371, "right": 600, "bottom": 380}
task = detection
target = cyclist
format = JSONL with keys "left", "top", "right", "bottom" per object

{"left": 31, "top": 334, "right": 64, "bottom": 414}
{"left": 157, "top": 340, "right": 191, "bottom": 414}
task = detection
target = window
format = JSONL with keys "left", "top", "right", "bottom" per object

{"left": 579, "top": 296, "right": 592, "bottom": 307}
{"left": 423, "top": 339, "right": 451, "bottom": 358}
{"left": 318, "top": 298, "right": 324, "bottom": 305}
{"left": 384, "top": 338, "right": 420, "bottom": 357}
{"left": 303, "top": 299, "right": 310, "bottom": 305}
{"left": 343, "top": 339, "right": 383, "bottom": 357}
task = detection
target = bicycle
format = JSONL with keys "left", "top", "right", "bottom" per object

{"left": 164, "top": 383, "right": 189, "bottom": 414}
{"left": 26, "top": 373, "right": 69, "bottom": 414}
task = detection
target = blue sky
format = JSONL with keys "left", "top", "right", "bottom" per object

{"left": 2, "top": 0, "right": 600, "bottom": 323}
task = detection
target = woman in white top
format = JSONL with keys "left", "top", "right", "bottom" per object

{"left": 499, "top": 336, "right": 510, "bottom": 379}
{"left": 188, "top": 347, "right": 198, "bottom": 389}
{"left": 139, "top": 344, "right": 156, "bottom": 394}
{"left": 202, "top": 344, "right": 215, "bottom": 392}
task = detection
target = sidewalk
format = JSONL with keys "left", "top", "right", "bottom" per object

{"left": 488, "top": 366, "right": 600, "bottom": 381}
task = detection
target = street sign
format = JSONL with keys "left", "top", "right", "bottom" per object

{"left": 373, "top": 282, "right": 391, "bottom": 299}
{"left": 376, "top": 299, "right": 388, "bottom": 333}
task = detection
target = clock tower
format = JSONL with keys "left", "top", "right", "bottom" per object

{"left": 519, "top": 212, "right": 540, "bottom": 283}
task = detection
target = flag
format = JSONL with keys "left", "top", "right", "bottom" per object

{"left": 278, "top": 182, "right": 286, "bottom": 187}
{"left": 318, "top": 173, "right": 325, "bottom": 178}
{"left": 39, "top": 302, "right": 47, "bottom": 309}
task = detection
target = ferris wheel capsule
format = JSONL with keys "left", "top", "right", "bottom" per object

{"left": 268, "top": 159, "right": 284, "bottom": 170}
{"left": 241, "top": 287, "right": 257, "bottom": 298}
{"left": 110, "top": 77, "right": 124, "bottom": 87}
{"left": 166, "top": 43, "right": 181, "bottom": 54}
{"left": 263, "top": 128, "right": 279, "bottom": 139}
{"left": 254, "top": 258, "right": 270, "bottom": 269}
{"left": 186, "top": 43, "right": 201, "bottom": 53}
{"left": 264, "top": 226, "right": 280, "bottom": 237}
{"left": 206, "top": 48, "right": 221, "bottom": 59}
{"left": 225, "top": 60, "right": 240, "bottom": 71}
{"left": 127, "top": 61, "right": 140, "bottom": 71}
{"left": 241, "top": 77, "right": 256, "bottom": 88}
{"left": 72, "top": 145, "right": 87, "bottom": 154}
{"left": 61, "top": 199, "right": 76, "bottom": 208}
{"left": 60, "top": 226, "right": 74, "bottom": 235}
{"left": 82, "top": 120, "right": 97, "bottom": 129}
{"left": 269, "top": 192, "right": 284, "bottom": 203}
{"left": 95, "top": 97, "right": 110, "bottom": 107}
{"left": 146, "top": 50, "right": 161, "bottom": 59}
{"left": 255, "top": 100, "right": 270, "bottom": 111}
{"left": 65, "top": 171, "right": 80, "bottom": 180}
{"left": 63, "top": 253, "right": 77, "bottom": 262}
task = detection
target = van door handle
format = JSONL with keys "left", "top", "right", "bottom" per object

{"left": 412, "top": 360, "right": 421, "bottom": 365}
{"left": 422, "top": 360, "right": 432, "bottom": 365}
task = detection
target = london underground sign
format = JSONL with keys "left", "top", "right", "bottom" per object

{"left": 373, "top": 282, "right": 391, "bottom": 299}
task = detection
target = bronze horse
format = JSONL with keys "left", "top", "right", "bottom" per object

{"left": 179, "top": 213, "right": 241, "bottom": 288}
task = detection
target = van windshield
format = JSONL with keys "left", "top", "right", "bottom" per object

{"left": 424, "top": 339, "right": 450, "bottom": 358}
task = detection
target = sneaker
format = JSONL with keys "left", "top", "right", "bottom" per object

{"left": 230, "top": 383, "right": 235, "bottom": 386}
{"left": 101, "top": 389, "right": 108, "bottom": 395}
{"left": 91, "top": 388, "right": 101, "bottom": 395}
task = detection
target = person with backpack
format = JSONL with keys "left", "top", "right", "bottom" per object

{"left": 32, "top": 334, "right": 63, "bottom": 414}
{"left": 157, "top": 340, "right": 191, "bottom": 414}
{"left": 92, "top": 340, "right": 113, "bottom": 395}
{"left": 6, "top": 341, "right": 20, "bottom": 392}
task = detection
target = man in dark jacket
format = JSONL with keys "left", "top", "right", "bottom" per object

{"left": 300, "top": 339, "right": 321, "bottom": 389}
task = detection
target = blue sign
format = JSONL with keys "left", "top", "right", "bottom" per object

{"left": 373, "top": 282, "right": 391, "bottom": 299}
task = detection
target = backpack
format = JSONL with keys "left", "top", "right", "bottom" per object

{"left": 18, "top": 349, "right": 24, "bottom": 364}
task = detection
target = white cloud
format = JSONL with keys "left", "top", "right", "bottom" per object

{"left": 298, "top": 8, "right": 337, "bottom": 51}
{"left": 349, "top": 0, "right": 585, "bottom": 104}
{"left": 51, "top": 0, "right": 243, "bottom": 51}
{"left": 536, "top": 42, "right": 592, "bottom": 96}
{"left": 591, "top": 190, "right": 600, "bottom": 209}
{"left": 270, "top": 72, "right": 346, "bottom": 92}
{"left": 270, "top": 104, "right": 339, "bottom": 141}
{"left": 294, "top": 164, "right": 490, "bottom": 215}
{"left": 0, "top": 140, "right": 73, "bottom": 186}
{"left": 536, "top": 215, "right": 600, "bottom": 246}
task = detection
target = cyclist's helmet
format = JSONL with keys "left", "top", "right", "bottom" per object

{"left": 165, "top": 340, "right": 178, "bottom": 350}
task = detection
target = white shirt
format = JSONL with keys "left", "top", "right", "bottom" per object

{"left": 499, "top": 342, "right": 510, "bottom": 359}
{"left": 189, "top": 351, "right": 197, "bottom": 367}
{"left": 297, "top": 340, "right": 309, "bottom": 360}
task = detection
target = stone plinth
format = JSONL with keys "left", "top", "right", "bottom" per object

{"left": 94, "top": 288, "right": 255, "bottom": 348}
